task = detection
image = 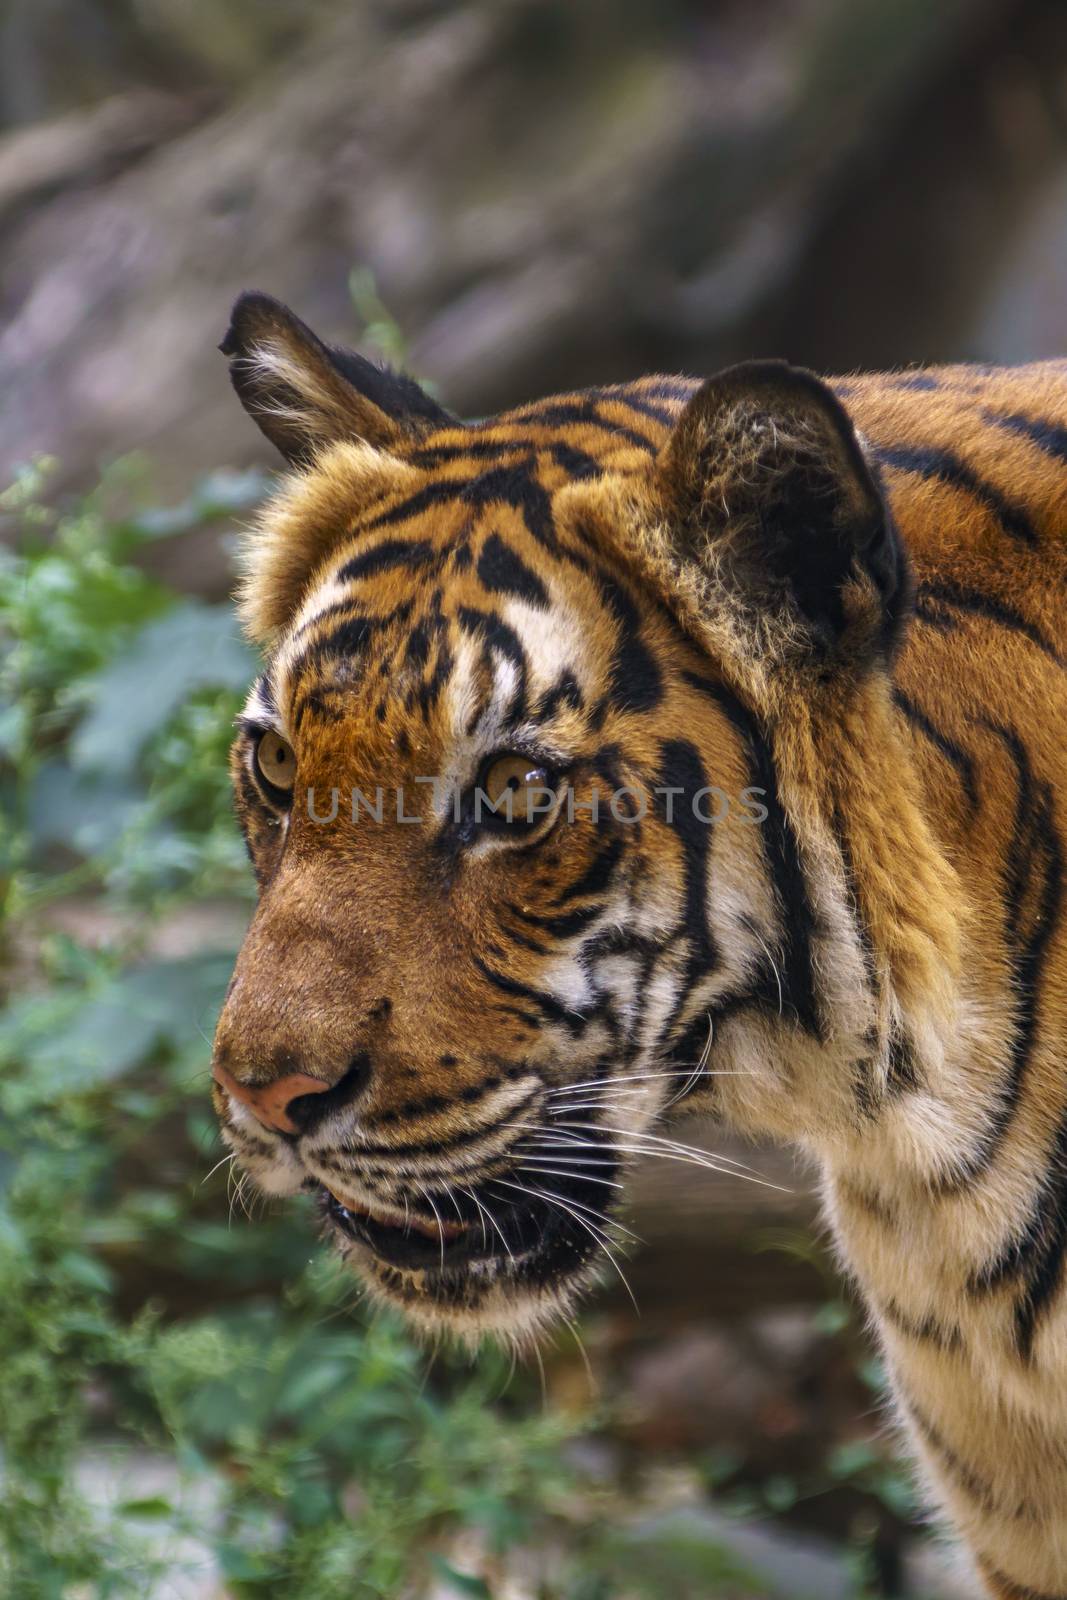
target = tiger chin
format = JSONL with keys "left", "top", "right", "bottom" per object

{"left": 211, "top": 291, "right": 1067, "bottom": 1597}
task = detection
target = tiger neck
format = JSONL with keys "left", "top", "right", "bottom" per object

{"left": 708, "top": 667, "right": 1002, "bottom": 1189}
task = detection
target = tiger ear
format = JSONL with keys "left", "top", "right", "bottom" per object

{"left": 657, "top": 361, "right": 910, "bottom": 661}
{"left": 220, "top": 291, "right": 453, "bottom": 465}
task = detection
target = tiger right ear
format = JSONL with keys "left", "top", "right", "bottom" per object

{"left": 657, "top": 361, "right": 910, "bottom": 665}
{"left": 220, "top": 291, "right": 453, "bottom": 466}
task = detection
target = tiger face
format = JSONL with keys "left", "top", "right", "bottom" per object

{"left": 211, "top": 292, "right": 914, "bottom": 1342}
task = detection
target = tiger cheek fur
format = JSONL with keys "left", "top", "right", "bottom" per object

{"left": 212, "top": 291, "right": 1067, "bottom": 1596}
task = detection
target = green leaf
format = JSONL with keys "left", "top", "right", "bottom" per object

{"left": 116, "top": 1496, "right": 174, "bottom": 1519}
{"left": 56, "top": 1250, "right": 113, "bottom": 1294}
{"left": 126, "top": 469, "right": 270, "bottom": 541}
{"left": 70, "top": 603, "right": 257, "bottom": 777}
{"left": 27, "top": 759, "right": 144, "bottom": 860}
{"left": 1, "top": 951, "right": 236, "bottom": 1105}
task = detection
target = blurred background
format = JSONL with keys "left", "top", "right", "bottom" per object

{"left": 4, "top": 1, "right": 1067, "bottom": 1595}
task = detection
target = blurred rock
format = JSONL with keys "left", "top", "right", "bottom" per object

{"left": 626, "top": 1326, "right": 779, "bottom": 1452}
{"left": 0, "top": 90, "right": 203, "bottom": 218}
{"left": 3, "top": 0, "right": 1045, "bottom": 502}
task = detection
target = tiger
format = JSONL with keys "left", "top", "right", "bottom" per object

{"left": 210, "top": 289, "right": 1067, "bottom": 1598}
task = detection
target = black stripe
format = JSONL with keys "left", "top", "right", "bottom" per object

{"left": 365, "top": 480, "right": 468, "bottom": 531}
{"left": 535, "top": 670, "right": 584, "bottom": 720}
{"left": 414, "top": 638, "right": 454, "bottom": 718}
{"left": 885, "top": 372, "right": 941, "bottom": 391}
{"left": 287, "top": 603, "right": 416, "bottom": 712}
{"left": 969, "top": 1101, "right": 1067, "bottom": 1366}
{"left": 917, "top": 580, "right": 1062, "bottom": 667}
{"left": 511, "top": 399, "right": 657, "bottom": 455}
{"left": 980, "top": 1563, "right": 1067, "bottom": 1600}
{"left": 983, "top": 406, "right": 1067, "bottom": 465}
{"left": 659, "top": 1009, "right": 718, "bottom": 1103}
{"left": 601, "top": 391, "right": 677, "bottom": 427}
{"left": 474, "top": 958, "right": 588, "bottom": 1035}
{"left": 553, "top": 837, "right": 625, "bottom": 905}
{"left": 911, "top": 599, "right": 956, "bottom": 633}
{"left": 362, "top": 465, "right": 560, "bottom": 554}
{"left": 403, "top": 617, "right": 434, "bottom": 670}
{"left": 290, "top": 594, "right": 414, "bottom": 646}
{"left": 408, "top": 439, "right": 531, "bottom": 465}
{"left": 499, "top": 923, "right": 553, "bottom": 957}
{"left": 456, "top": 605, "right": 529, "bottom": 725}
{"left": 599, "top": 569, "right": 663, "bottom": 713}
{"left": 881, "top": 1296, "right": 962, "bottom": 1353}
{"left": 507, "top": 903, "right": 603, "bottom": 940}
{"left": 321, "top": 1089, "right": 539, "bottom": 1160}
{"left": 362, "top": 1066, "right": 529, "bottom": 1128}
{"left": 298, "top": 612, "right": 375, "bottom": 662}
{"left": 886, "top": 1020, "right": 922, "bottom": 1093}
{"left": 905, "top": 1398, "right": 1033, "bottom": 1520}
{"left": 251, "top": 670, "right": 276, "bottom": 714}
{"left": 828, "top": 800, "right": 881, "bottom": 1113}
{"left": 495, "top": 1005, "right": 543, "bottom": 1030}
{"left": 875, "top": 442, "right": 1038, "bottom": 545}
{"left": 549, "top": 442, "right": 601, "bottom": 479}
{"left": 683, "top": 671, "right": 821, "bottom": 1035}
{"left": 893, "top": 687, "right": 979, "bottom": 813}
{"left": 367, "top": 1093, "right": 450, "bottom": 1125}
{"left": 476, "top": 532, "right": 549, "bottom": 608}
{"left": 337, "top": 538, "right": 437, "bottom": 583}
{"left": 656, "top": 739, "right": 717, "bottom": 975}
{"left": 940, "top": 722, "right": 1062, "bottom": 1197}
{"left": 970, "top": 812, "right": 1066, "bottom": 1357}
{"left": 459, "top": 463, "right": 559, "bottom": 551}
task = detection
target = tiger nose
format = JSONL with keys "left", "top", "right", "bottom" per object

{"left": 212, "top": 1059, "right": 334, "bottom": 1136}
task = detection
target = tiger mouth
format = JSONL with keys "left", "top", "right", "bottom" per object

{"left": 319, "top": 1158, "right": 622, "bottom": 1279}
{"left": 321, "top": 1186, "right": 473, "bottom": 1270}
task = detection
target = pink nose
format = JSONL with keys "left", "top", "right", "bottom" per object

{"left": 212, "top": 1059, "right": 332, "bottom": 1135}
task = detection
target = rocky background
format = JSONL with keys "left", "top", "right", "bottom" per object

{"left": 5, "top": 3, "right": 1067, "bottom": 1596}
{"left": 6, "top": 0, "right": 1067, "bottom": 504}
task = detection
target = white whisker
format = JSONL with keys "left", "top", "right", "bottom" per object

{"left": 666, "top": 1015, "right": 715, "bottom": 1108}
{"left": 416, "top": 1183, "right": 449, "bottom": 1269}
{"left": 545, "top": 1068, "right": 748, "bottom": 1096}
{"left": 490, "top": 1177, "right": 640, "bottom": 1315}
{"left": 518, "top": 1121, "right": 789, "bottom": 1192}
{"left": 510, "top": 1119, "right": 763, "bottom": 1178}
{"left": 200, "top": 1151, "right": 236, "bottom": 1188}
{"left": 493, "top": 1175, "right": 639, "bottom": 1242}
{"left": 516, "top": 1161, "right": 626, "bottom": 1191}
{"left": 518, "top": 1152, "right": 621, "bottom": 1171}
{"left": 460, "top": 1183, "right": 513, "bottom": 1262}
{"left": 749, "top": 927, "right": 784, "bottom": 1016}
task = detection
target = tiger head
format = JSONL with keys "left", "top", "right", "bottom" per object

{"left": 211, "top": 292, "right": 943, "bottom": 1344}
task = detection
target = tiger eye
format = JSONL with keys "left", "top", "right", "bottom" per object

{"left": 255, "top": 730, "right": 296, "bottom": 793}
{"left": 482, "top": 754, "right": 554, "bottom": 824}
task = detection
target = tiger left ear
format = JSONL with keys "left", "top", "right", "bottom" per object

{"left": 221, "top": 291, "right": 454, "bottom": 465}
{"left": 657, "top": 360, "right": 910, "bottom": 662}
